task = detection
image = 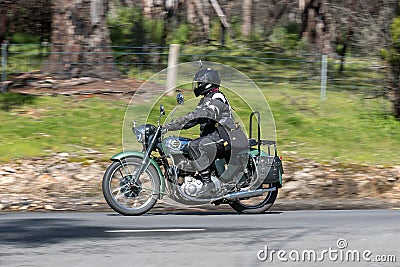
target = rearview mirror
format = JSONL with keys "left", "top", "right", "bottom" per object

{"left": 176, "top": 93, "right": 184, "bottom": 105}
{"left": 159, "top": 104, "right": 165, "bottom": 115}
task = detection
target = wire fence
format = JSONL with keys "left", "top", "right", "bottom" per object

{"left": 1, "top": 43, "right": 390, "bottom": 100}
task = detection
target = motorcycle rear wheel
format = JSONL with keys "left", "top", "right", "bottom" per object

{"left": 228, "top": 183, "right": 278, "bottom": 214}
{"left": 102, "top": 157, "right": 160, "bottom": 216}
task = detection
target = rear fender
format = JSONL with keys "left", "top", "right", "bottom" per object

{"left": 249, "top": 148, "right": 283, "bottom": 187}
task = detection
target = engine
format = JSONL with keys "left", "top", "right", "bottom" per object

{"left": 180, "top": 175, "right": 222, "bottom": 197}
{"left": 181, "top": 176, "right": 204, "bottom": 197}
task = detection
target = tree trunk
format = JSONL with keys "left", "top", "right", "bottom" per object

{"left": 43, "top": 0, "right": 120, "bottom": 79}
{"left": 393, "top": 86, "right": 400, "bottom": 118}
{"left": 141, "top": 0, "right": 164, "bottom": 18}
{"left": 393, "top": 0, "right": 400, "bottom": 119}
{"left": 391, "top": 64, "right": 400, "bottom": 118}
{"left": 0, "top": 3, "right": 10, "bottom": 44}
{"left": 187, "top": 0, "right": 196, "bottom": 24}
{"left": 224, "top": 0, "right": 234, "bottom": 21}
{"left": 241, "top": 0, "right": 252, "bottom": 38}
{"left": 186, "top": 0, "right": 210, "bottom": 42}
{"left": 301, "top": 0, "right": 332, "bottom": 53}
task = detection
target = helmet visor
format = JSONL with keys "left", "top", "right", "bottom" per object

{"left": 193, "top": 82, "right": 207, "bottom": 97}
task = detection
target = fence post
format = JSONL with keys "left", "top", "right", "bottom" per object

{"left": 320, "top": 54, "right": 328, "bottom": 100}
{"left": 1, "top": 43, "right": 8, "bottom": 93}
{"left": 166, "top": 44, "right": 180, "bottom": 96}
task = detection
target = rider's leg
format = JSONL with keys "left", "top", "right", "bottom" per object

{"left": 188, "top": 135, "right": 219, "bottom": 174}
{"left": 188, "top": 135, "right": 221, "bottom": 196}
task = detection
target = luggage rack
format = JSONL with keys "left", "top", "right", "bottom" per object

{"left": 249, "top": 111, "right": 277, "bottom": 156}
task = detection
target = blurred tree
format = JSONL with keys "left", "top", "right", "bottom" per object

{"left": 388, "top": 2, "right": 400, "bottom": 119}
{"left": 0, "top": 0, "right": 52, "bottom": 44}
{"left": 187, "top": 0, "right": 211, "bottom": 42}
{"left": 328, "top": 0, "right": 397, "bottom": 72}
{"left": 300, "top": 0, "right": 332, "bottom": 53}
{"left": 241, "top": 0, "right": 252, "bottom": 38}
{"left": 330, "top": 0, "right": 356, "bottom": 72}
{"left": 43, "top": 0, "right": 120, "bottom": 79}
{"left": 0, "top": 3, "right": 8, "bottom": 44}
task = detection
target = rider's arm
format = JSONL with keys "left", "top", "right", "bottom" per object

{"left": 164, "top": 98, "right": 224, "bottom": 131}
{"left": 164, "top": 111, "right": 200, "bottom": 131}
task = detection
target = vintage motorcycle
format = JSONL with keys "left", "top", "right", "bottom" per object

{"left": 102, "top": 94, "right": 283, "bottom": 215}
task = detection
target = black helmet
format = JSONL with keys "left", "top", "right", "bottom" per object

{"left": 192, "top": 68, "right": 221, "bottom": 97}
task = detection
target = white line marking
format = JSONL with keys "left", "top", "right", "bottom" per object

{"left": 105, "top": 228, "right": 206, "bottom": 233}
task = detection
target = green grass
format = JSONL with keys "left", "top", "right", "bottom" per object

{"left": 264, "top": 83, "right": 400, "bottom": 165}
{"left": 0, "top": 87, "right": 399, "bottom": 165}
{"left": 0, "top": 94, "right": 125, "bottom": 162}
{"left": 150, "top": 82, "right": 399, "bottom": 165}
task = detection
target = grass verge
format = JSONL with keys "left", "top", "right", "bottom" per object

{"left": 1, "top": 84, "right": 398, "bottom": 165}
{"left": 0, "top": 93, "right": 125, "bottom": 162}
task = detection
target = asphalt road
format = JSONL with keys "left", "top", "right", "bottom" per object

{"left": 0, "top": 210, "right": 399, "bottom": 267}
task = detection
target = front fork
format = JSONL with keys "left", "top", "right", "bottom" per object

{"left": 126, "top": 126, "right": 162, "bottom": 184}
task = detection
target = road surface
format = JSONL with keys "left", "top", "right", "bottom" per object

{"left": 0, "top": 210, "right": 399, "bottom": 267}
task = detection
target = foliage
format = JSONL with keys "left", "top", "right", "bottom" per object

{"left": 108, "top": 7, "right": 164, "bottom": 46}
{"left": 108, "top": 7, "right": 144, "bottom": 47}
{"left": 382, "top": 7, "right": 400, "bottom": 119}
{"left": 3, "top": 44, "right": 49, "bottom": 74}
{"left": 269, "top": 24, "right": 301, "bottom": 51}
{"left": 2, "top": 0, "right": 51, "bottom": 42}
{"left": 10, "top": 33, "right": 41, "bottom": 44}
{"left": 391, "top": 17, "right": 400, "bottom": 48}
{"left": 108, "top": 7, "right": 194, "bottom": 46}
{"left": 167, "top": 23, "right": 192, "bottom": 45}
{"left": 387, "top": 16, "right": 400, "bottom": 68}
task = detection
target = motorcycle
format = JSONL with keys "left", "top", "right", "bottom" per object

{"left": 102, "top": 93, "right": 283, "bottom": 215}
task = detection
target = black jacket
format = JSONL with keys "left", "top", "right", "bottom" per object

{"left": 164, "top": 91, "right": 236, "bottom": 138}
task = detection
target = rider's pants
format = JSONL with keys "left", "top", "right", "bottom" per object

{"left": 187, "top": 131, "right": 225, "bottom": 181}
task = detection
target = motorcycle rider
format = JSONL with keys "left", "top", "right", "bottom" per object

{"left": 163, "top": 67, "right": 248, "bottom": 197}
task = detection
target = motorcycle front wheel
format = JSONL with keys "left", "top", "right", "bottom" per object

{"left": 228, "top": 183, "right": 278, "bottom": 214}
{"left": 102, "top": 157, "right": 161, "bottom": 216}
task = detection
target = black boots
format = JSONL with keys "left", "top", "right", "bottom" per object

{"left": 197, "top": 168, "right": 216, "bottom": 198}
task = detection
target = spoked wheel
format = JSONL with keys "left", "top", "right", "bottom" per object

{"left": 228, "top": 183, "right": 278, "bottom": 214}
{"left": 102, "top": 157, "right": 160, "bottom": 216}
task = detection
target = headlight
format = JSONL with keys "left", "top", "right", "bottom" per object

{"left": 133, "top": 126, "right": 145, "bottom": 143}
{"left": 132, "top": 124, "right": 156, "bottom": 144}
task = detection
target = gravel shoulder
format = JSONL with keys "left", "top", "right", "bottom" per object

{"left": 1, "top": 154, "right": 399, "bottom": 213}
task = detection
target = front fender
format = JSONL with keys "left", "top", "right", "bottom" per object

{"left": 110, "top": 151, "right": 165, "bottom": 197}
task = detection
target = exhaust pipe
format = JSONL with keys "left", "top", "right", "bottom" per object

{"left": 212, "top": 187, "right": 276, "bottom": 202}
